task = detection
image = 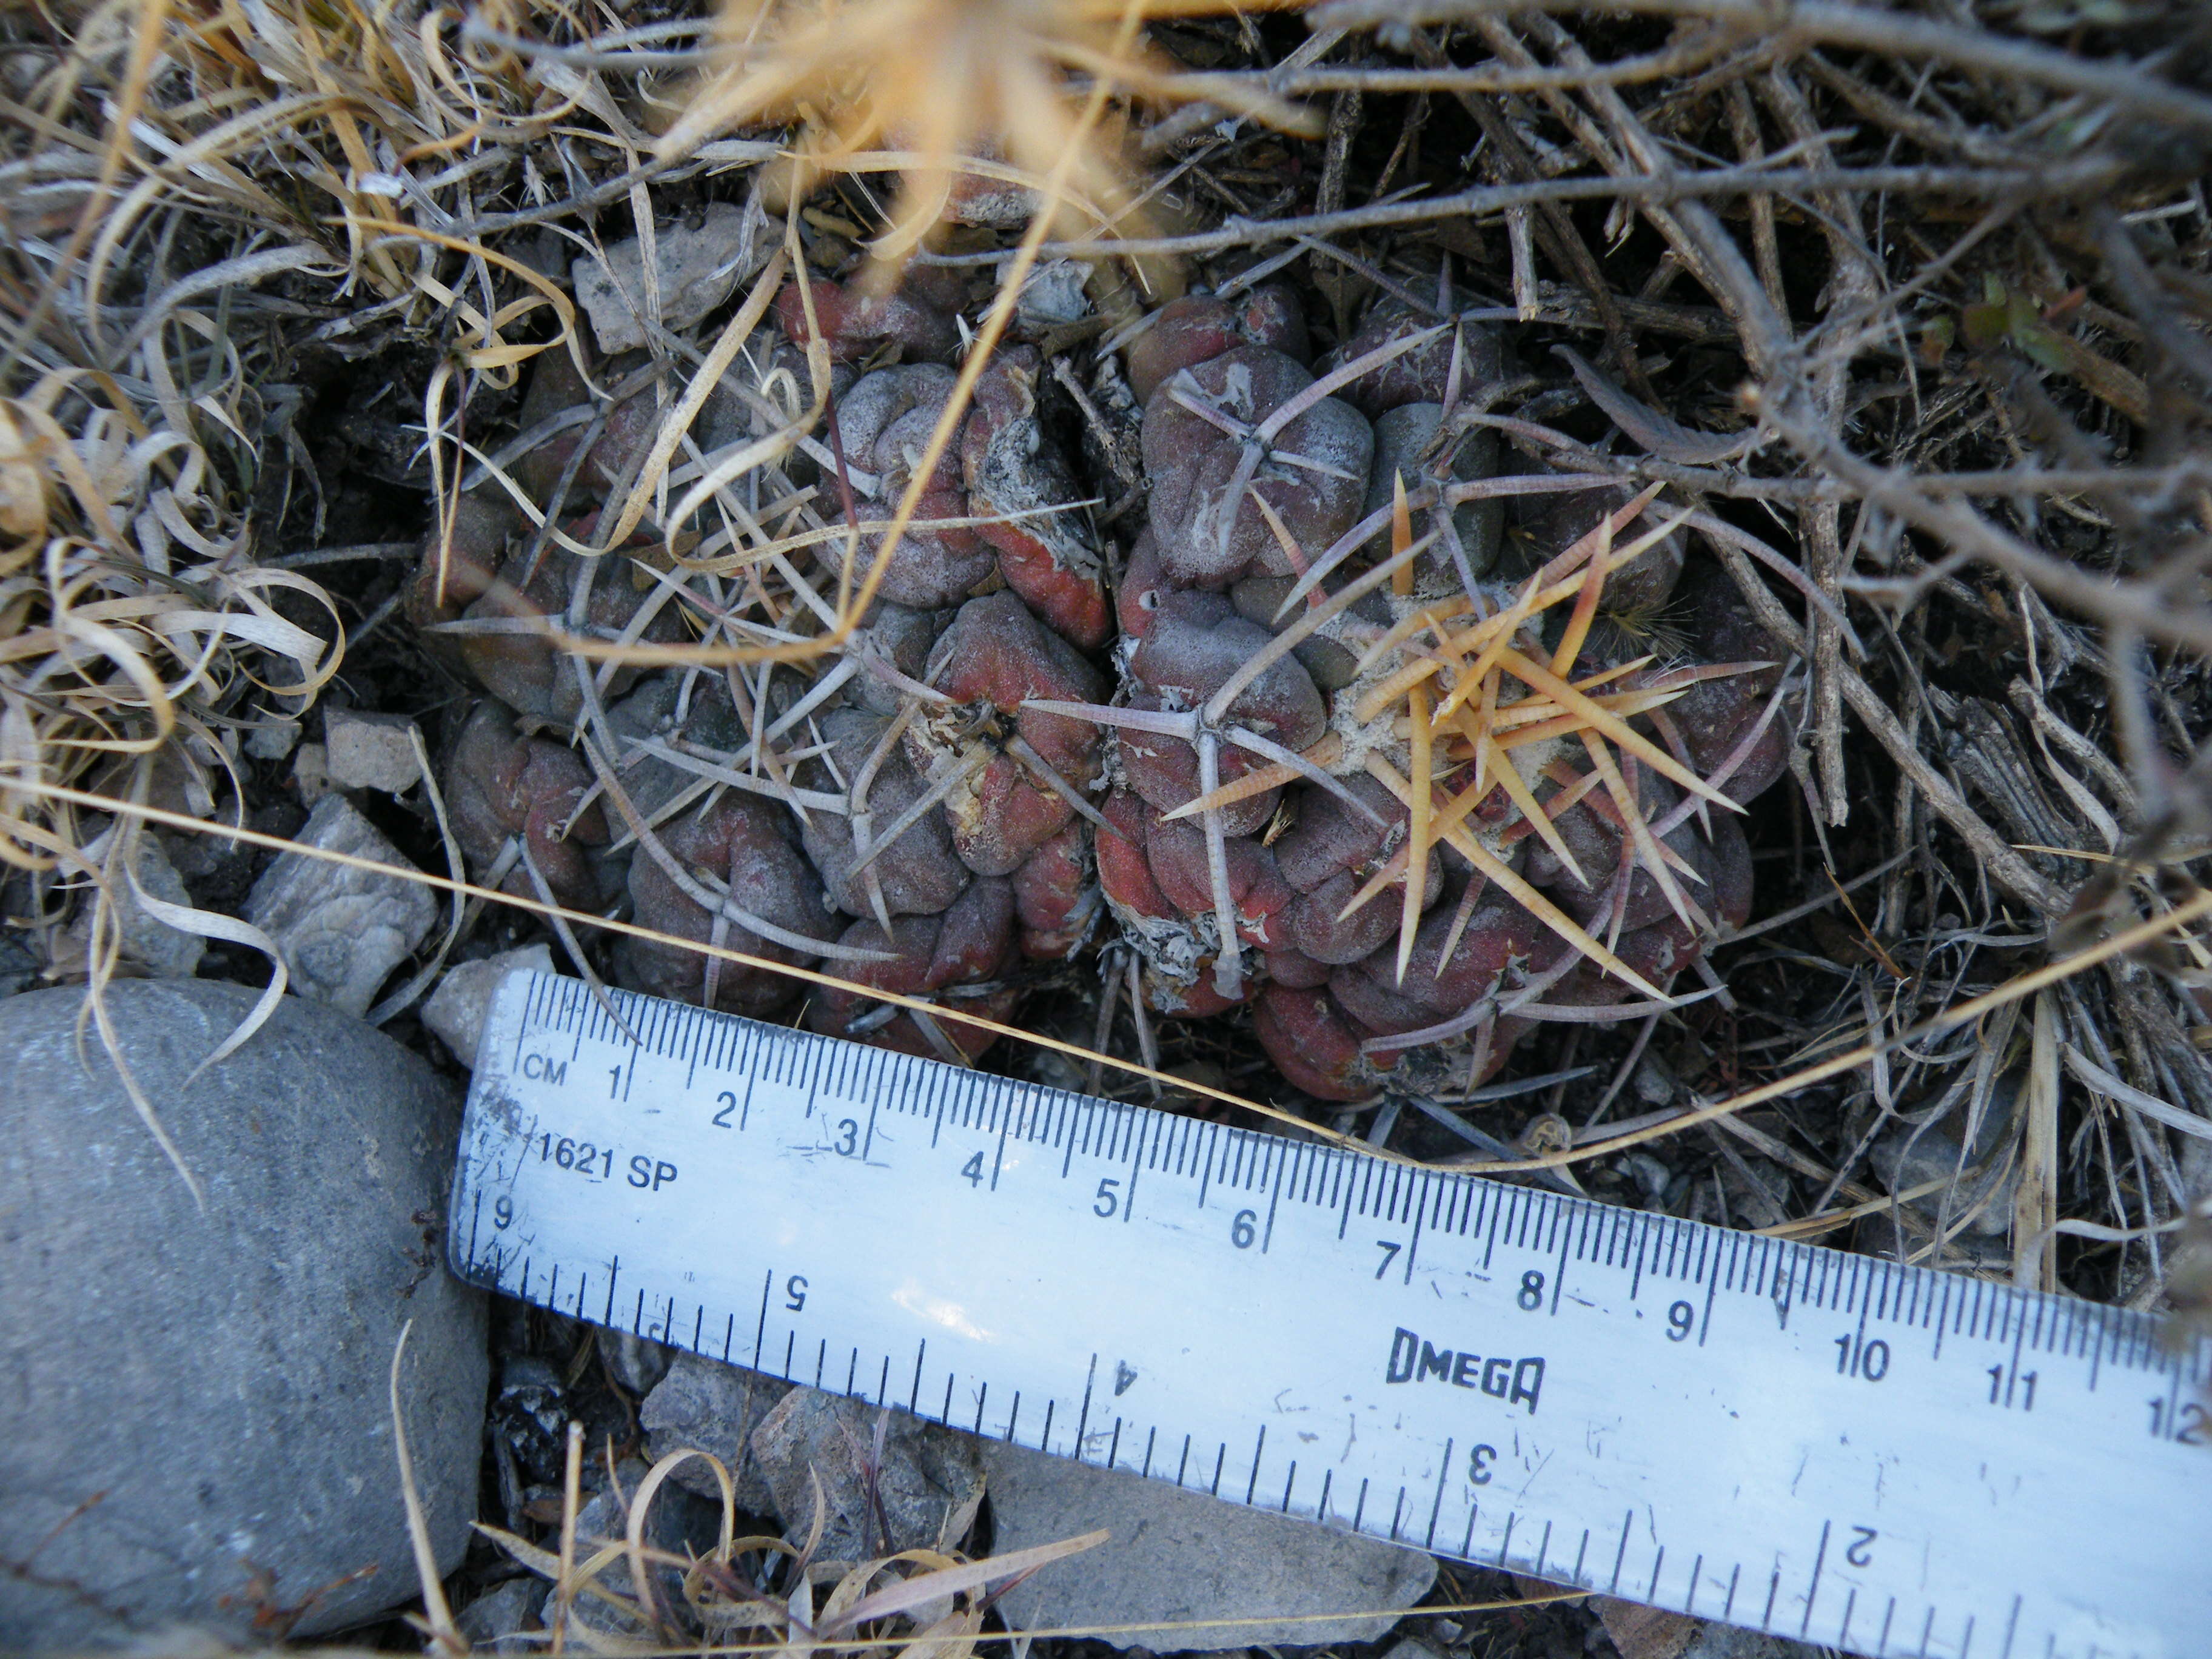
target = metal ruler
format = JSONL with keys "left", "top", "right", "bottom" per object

{"left": 449, "top": 973, "right": 2212, "bottom": 1658}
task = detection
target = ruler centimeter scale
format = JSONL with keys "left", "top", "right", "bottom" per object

{"left": 449, "top": 972, "right": 2212, "bottom": 1659}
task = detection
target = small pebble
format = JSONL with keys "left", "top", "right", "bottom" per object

{"left": 982, "top": 1442, "right": 1435, "bottom": 1652}
{"left": 244, "top": 716, "right": 302, "bottom": 760}
{"left": 537, "top": 1458, "right": 724, "bottom": 1642}
{"left": 1618, "top": 1150, "right": 1674, "bottom": 1210}
{"left": 457, "top": 1577, "right": 543, "bottom": 1654}
{"left": 574, "top": 199, "right": 769, "bottom": 354}
{"left": 423, "top": 943, "right": 555, "bottom": 1064}
{"left": 1010, "top": 258, "right": 1091, "bottom": 325}
{"left": 640, "top": 1353, "right": 787, "bottom": 1512}
{"left": 607, "top": 1330, "right": 674, "bottom": 1396}
{"left": 294, "top": 740, "right": 331, "bottom": 802}
{"left": 750, "top": 1386, "right": 984, "bottom": 1562}
{"left": 244, "top": 793, "right": 438, "bottom": 1015}
{"left": 70, "top": 824, "right": 204, "bottom": 979}
{"left": 323, "top": 707, "right": 423, "bottom": 793}
{"left": 1870, "top": 1116, "right": 2015, "bottom": 1239}
{"left": 142, "top": 740, "right": 216, "bottom": 820}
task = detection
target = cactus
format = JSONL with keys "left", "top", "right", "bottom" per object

{"left": 1036, "top": 280, "right": 1789, "bottom": 1099}
{"left": 416, "top": 261, "right": 1790, "bottom": 1103}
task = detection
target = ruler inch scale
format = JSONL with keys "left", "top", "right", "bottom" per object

{"left": 449, "top": 973, "right": 2212, "bottom": 1659}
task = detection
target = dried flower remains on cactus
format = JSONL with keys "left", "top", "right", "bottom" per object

{"left": 659, "top": 0, "right": 1316, "bottom": 264}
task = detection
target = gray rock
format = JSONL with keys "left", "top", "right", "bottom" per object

{"left": 1618, "top": 1150, "right": 1673, "bottom": 1210}
{"left": 0, "top": 980, "right": 488, "bottom": 1648}
{"left": 323, "top": 708, "right": 423, "bottom": 794}
{"left": 422, "top": 944, "right": 555, "bottom": 1064}
{"left": 980, "top": 1443, "right": 1436, "bottom": 1652}
{"left": 641, "top": 1354, "right": 788, "bottom": 1512}
{"left": 538, "top": 1459, "right": 723, "bottom": 1643}
{"left": 1860, "top": 1084, "right": 2020, "bottom": 1269}
{"left": 1716, "top": 1148, "right": 1792, "bottom": 1230}
{"left": 293, "top": 740, "right": 331, "bottom": 803}
{"left": 141, "top": 739, "right": 217, "bottom": 820}
{"left": 597, "top": 1336, "right": 663, "bottom": 1407}
{"left": 498, "top": 1353, "right": 568, "bottom": 1436}
{"left": 608, "top": 1332, "right": 675, "bottom": 1397}
{"left": 1870, "top": 1120, "right": 2016, "bottom": 1238}
{"left": 72, "top": 825, "right": 204, "bottom": 979}
{"left": 457, "top": 1577, "right": 544, "bottom": 1654}
{"left": 751, "top": 1389, "right": 984, "bottom": 1563}
{"left": 0, "top": 927, "right": 38, "bottom": 999}
{"left": 244, "top": 793, "right": 437, "bottom": 1015}
{"left": 1010, "top": 259, "right": 1091, "bottom": 326}
{"left": 244, "top": 716, "right": 301, "bottom": 761}
{"left": 1594, "top": 1598, "right": 1824, "bottom": 1659}
{"left": 574, "top": 199, "right": 769, "bottom": 354}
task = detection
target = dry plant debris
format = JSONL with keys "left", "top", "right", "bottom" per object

{"left": 469, "top": 1428, "right": 1104, "bottom": 1657}
{"left": 10, "top": 0, "right": 2212, "bottom": 1632}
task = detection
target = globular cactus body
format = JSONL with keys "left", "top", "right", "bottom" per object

{"left": 809, "top": 877, "right": 1021, "bottom": 1062}
{"left": 1090, "top": 280, "right": 1794, "bottom": 1101}
{"left": 414, "top": 264, "right": 1795, "bottom": 1110}
{"left": 446, "top": 703, "right": 608, "bottom": 909}
{"left": 1141, "top": 345, "right": 1373, "bottom": 589}
{"left": 617, "top": 794, "right": 839, "bottom": 1019}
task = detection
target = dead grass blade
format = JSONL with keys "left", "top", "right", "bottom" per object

{"left": 2012, "top": 993, "right": 2060, "bottom": 1294}
{"left": 388, "top": 1319, "right": 464, "bottom": 1654}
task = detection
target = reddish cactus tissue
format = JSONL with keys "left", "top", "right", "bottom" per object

{"left": 1097, "top": 278, "right": 1798, "bottom": 1104}
{"left": 615, "top": 794, "right": 838, "bottom": 1019}
{"left": 446, "top": 703, "right": 608, "bottom": 910}
{"left": 914, "top": 592, "right": 1104, "bottom": 879}
{"left": 1141, "top": 345, "right": 1373, "bottom": 588}
{"left": 419, "top": 263, "right": 1805, "bottom": 1112}
{"left": 962, "top": 346, "right": 1112, "bottom": 649}
{"left": 808, "top": 876, "right": 1019, "bottom": 1061}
